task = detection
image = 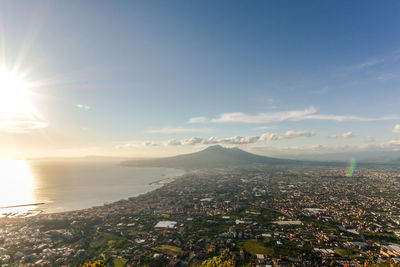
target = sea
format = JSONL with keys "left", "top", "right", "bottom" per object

{"left": 0, "top": 159, "right": 184, "bottom": 217}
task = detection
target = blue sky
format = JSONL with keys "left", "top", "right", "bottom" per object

{"left": 0, "top": 1, "right": 400, "bottom": 158}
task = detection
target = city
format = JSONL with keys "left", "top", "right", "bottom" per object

{"left": 0, "top": 163, "right": 399, "bottom": 266}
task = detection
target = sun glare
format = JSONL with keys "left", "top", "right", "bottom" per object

{"left": 0, "top": 70, "right": 34, "bottom": 118}
{"left": 0, "top": 159, "right": 36, "bottom": 216}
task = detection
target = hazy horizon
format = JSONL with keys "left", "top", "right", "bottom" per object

{"left": 21, "top": 144, "right": 400, "bottom": 163}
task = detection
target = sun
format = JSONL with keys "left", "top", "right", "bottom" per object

{"left": 0, "top": 69, "right": 34, "bottom": 118}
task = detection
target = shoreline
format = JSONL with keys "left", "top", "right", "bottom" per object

{"left": 148, "top": 176, "right": 177, "bottom": 185}
{"left": 44, "top": 170, "right": 187, "bottom": 218}
{"left": 83, "top": 169, "right": 186, "bottom": 211}
{"left": 0, "top": 202, "right": 45, "bottom": 209}
{"left": 0, "top": 167, "right": 186, "bottom": 219}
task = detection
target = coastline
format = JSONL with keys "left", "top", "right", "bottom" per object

{"left": 0, "top": 164, "right": 185, "bottom": 219}
{"left": 43, "top": 168, "right": 187, "bottom": 218}
{"left": 148, "top": 176, "right": 177, "bottom": 186}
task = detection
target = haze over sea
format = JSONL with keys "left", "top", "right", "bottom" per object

{"left": 0, "top": 159, "right": 184, "bottom": 217}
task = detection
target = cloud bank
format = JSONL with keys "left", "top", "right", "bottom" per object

{"left": 166, "top": 137, "right": 203, "bottom": 146}
{"left": 164, "top": 130, "right": 315, "bottom": 146}
{"left": 188, "top": 107, "right": 397, "bottom": 124}
{"left": 116, "top": 130, "right": 316, "bottom": 149}
{"left": 211, "top": 107, "right": 317, "bottom": 123}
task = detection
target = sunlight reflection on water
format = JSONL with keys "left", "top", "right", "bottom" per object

{"left": 0, "top": 159, "right": 40, "bottom": 217}
{"left": 0, "top": 159, "right": 184, "bottom": 218}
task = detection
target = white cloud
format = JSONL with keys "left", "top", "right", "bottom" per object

{"left": 202, "top": 136, "right": 261, "bottom": 145}
{"left": 301, "top": 114, "right": 396, "bottom": 122}
{"left": 182, "top": 137, "right": 203, "bottom": 145}
{"left": 191, "top": 106, "right": 396, "bottom": 124}
{"left": 145, "top": 127, "right": 207, "bottom": 134}
{"left": 165, "top": 130, "right": 315, "bottom": 146}
{"left": 259, "top": 133, "right": 279, "bottom": 141}
{"left": 256, "top": 130, "right": 315, "bottom": 141}
{"left": 119, "top": 129, "right": 316, "bottom": 148}
{"left": 203, "top": 136, "right": 219, "bottom": 144}
{"left": 342, "top": 131, "right": 353, "bottom": 139}
{"left": 165, "top": 139, "right": 183, "bottom": 146}
{"left": 188, "top": 117, "right": 208, "bottom": 124}
{"left": 211, "top": 107, "right": 317, "bottom": 123}
{"left": 144, "top": 141, "right": 161, "bottom": 147}
{"left": 279, "top": 130, "right": 315, "bottom": 139}
{"left": 115, "top": 142, "right": 142, "bottom": 149}
{"left": 377, "top": 139, "right": 400, "bottom": 150}
{"left": 387, "top": 140, "right": 400, "bottom": 149}
{"left": 219, "top": 136, "right": 260, "bottom": 145}
{"left": 0, "top": 120, "right": 48, "bottom": 133}
{"left": 393, "top": 124, "right": 400, "bottom": 133}
{"left": 166, "top": 137, "right": 203, "bottom": 146}
{"left": 330, "top": 132, "right": 359, "bottom": 140}
{"left": 365, "top": 136, "right": 375, "bottom": 143}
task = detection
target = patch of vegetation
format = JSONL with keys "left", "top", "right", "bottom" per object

{"left": 241, "top": 240, "right": 273, "bottom": 256}
{"left": 113, "top": 259, "right": 128, "bottom": 267}
{"left": 365, "top": 232, "right": 400, "bottom": 242}
{"left": 154, "top": 244, "right": 182, "bottom": 255}
{"left": 200, "top": 249, "right": 234, "bottom": 267}
{"left": 36, "top": 219, "right": 71, "bottom": 231}
{"left": 90, "top": 232, "right": 125, "bottom": 250}
{"left": 76, "top": 260, "right": 105, "bottom": 267}
{"left": 335, "top": 248, "right": 360, "bottom": 257}
{"left": 128, "top": 230, "right": 147, "bottom": 235}
{"left": 273, "top": 241, "right": 301, "bottom": 257}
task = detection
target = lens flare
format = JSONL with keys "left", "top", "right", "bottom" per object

{"left": 346, "top": 158, "right": 356, "bottom": 177}
{"left": 76, "top": 104, "right": 91, "bottom": 110}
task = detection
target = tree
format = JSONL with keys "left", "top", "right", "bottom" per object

{"left": 201, "top": 249, "right": 235, "bottom": 267}
{"left": 77, "top": 260, "right": 105, "bottom": 267}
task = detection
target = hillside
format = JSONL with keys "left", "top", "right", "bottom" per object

{"left": 122, "top": 145, "right": 300, "bottom": 169}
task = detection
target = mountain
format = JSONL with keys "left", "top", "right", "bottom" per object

{"left": 122, "top": 145, "right": 300, "bottom": 169}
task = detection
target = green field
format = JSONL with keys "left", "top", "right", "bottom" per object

{"left": 154, "top": 244, "right": 182, "bottom": 255}
{"left": 113, "top": 259, "right": 128, "bottom": 267}
{"left": 242, "top": 240, "right": 273, "bottom": 256}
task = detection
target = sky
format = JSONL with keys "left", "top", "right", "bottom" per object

{"left": 0, "top": 0, "right": 400, "bottom": 159}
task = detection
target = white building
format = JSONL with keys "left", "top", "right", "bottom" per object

{"left": 155, "top": 221, "right": 177, "bottom": 229}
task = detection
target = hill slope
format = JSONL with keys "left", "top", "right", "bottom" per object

{"left": 122, "top": 145, "right": 299, "bottom": 169}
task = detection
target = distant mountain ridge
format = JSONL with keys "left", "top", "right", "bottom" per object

{"left": 122, "top": 145, "right": 300, "bottom": 169}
